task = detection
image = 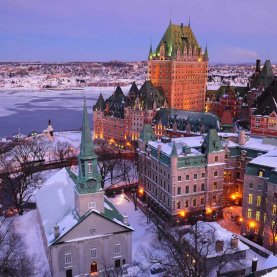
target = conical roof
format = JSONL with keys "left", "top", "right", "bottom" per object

{"left": 93, "top": 93, "right": 106, "bottom": 111}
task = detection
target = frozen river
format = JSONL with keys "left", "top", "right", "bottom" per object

{"left": 0, "top": 86, "right": 130, "bottom": 138}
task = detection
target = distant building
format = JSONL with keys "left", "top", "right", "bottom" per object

{"left": 205, "top": 85, "right": 248, "bottom": 131}
{"left": 148, "top": 21, "right": 208, "bottom": 111}
{"left": 36, "top": 101, "right": 133, "bottom": 277}
{"left": 93, "top": 81, "right": 167, "bottom": 148}
{"left": 137, "top": 126, "right": 225, "bottom": 221}
{"left": 250, "top": 78, "right": 277, "bottom": 138}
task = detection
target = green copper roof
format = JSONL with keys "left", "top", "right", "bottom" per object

{"left": 202, "top": 129, "right": 223, "bottom": 154}
{"left": 140, "top": 124, "right": 156, "bottom": 143}
{"left": 170, "top": 141, "right": 178, "bottom": 157}
{"left": 79, "top": 100, "right": 96, "bottom": 160}
{"left": 153, "top": 22, "right": 200, "bottom": 58}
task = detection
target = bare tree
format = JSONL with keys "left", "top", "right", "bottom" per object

{"left": 53, "top": 141, "right": 74, "bottom": 162}
{"left": 140, "top": 221, "right": 245, "bottom": 277}
{"left": 0, "top": 139, "right": 44, "bottom": 215}
{"left": 0, "top": 217, "right": 37, "bottom": 276}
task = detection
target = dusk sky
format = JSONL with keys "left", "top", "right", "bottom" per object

{"left": 0, "top": 0, "right": 276, "bottom": 63}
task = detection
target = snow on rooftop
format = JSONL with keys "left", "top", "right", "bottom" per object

{"left": 249, "top": 150, "right": 277, "bottom": 170}
{"left": 35, "top": 168, "right": 78, "bottom": 245}
{"left": 184, "top": 222, "right": 249, "bottom": 258}
{"left": 148, "top": 136, "right": 204, "bottom": 157}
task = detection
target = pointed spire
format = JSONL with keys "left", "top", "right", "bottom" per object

{"left": 80, "top": 100, "right": 96, "bottom": 160}
{"left": 204, "top": 44, "right": 209, "bottom": 60}
{"left": 170, "top": 141, "right": 178, "bottom": 157}
{"left": 170, "top": 9, "right": 172, "bottom": 25}
{"left": 188, "top": 15, "right": 191, "bottom": 27}
{"left": 148, "top": 41, "right": 153, "bottom": 60}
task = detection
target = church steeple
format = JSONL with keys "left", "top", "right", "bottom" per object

{"left": 77, "top": 100, "right": 101, "bottom": 193}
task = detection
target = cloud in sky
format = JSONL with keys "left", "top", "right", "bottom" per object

{"left": 0, "top": 0, "right": 276, "bottom": 63}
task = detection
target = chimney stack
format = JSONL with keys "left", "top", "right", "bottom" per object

{"left": 215, "top": 240, "right": 224, "bottom": 252}
{"left": 256, "top": 59, "right": 261, "bottom": 73}
{"left": 238, "top": 130, "right": 246, "bottom": 145}
{"left": 123, "top": 214, "right": 128, "bottom": 225}
{"left": 54, "top": 223, "right": 60, "bottom": 239}
{"left": 231, "top": 235, "right": 238, "bottom": 249}
{"left": 252, "top": 256, "right": 258, "bottom": 273}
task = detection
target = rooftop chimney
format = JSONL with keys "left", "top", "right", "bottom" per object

{"left": 54, "top": 223, "right": 60, "bottom": 239}
{"left": 252, "top": 256, "right": 258, "bottom": 273}
{"left": 231, "top": 235, "right": 238, "bottom": 249}
{"left": 123, "top": 214, "right": 128, "bottom": 225}
{"left": 215, "top": 240, "right": 224, "bottom": 253}
{"left": 256, "top": 59, "right": 261, "bottom": 73}
{"left": 238, "top": 130, "right": 246, "bottom": 145}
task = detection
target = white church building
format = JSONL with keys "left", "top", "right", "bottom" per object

{"left": 36, "top": 101, "right": 133, "bottom": 277}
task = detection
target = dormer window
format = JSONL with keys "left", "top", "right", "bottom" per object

{"left": 258, "top": 169, "right": 265, "bottom": 177}
{"left": 88, "top": 162, "right": 92, "bottom": 174}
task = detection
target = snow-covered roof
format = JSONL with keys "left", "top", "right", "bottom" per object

{"left": 35, "top": 168, "right": 78, "bottom": 245}
{"left": 148, "top": 136, "right": 204, "bottom": 157}
{"left": 35, "top": 168, "right": 133, "bottom": 246}
{"left": 184, "top": 222, "right": 249, "bottom": 258}
{"left": 249, "top": 150, "right": 277, "bottom": 170}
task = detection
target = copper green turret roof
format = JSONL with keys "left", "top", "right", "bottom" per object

{"left": 140, "top": 124, "right": 156, "bottom": 143}
{"left": 202, "top": 129, "right": 223, "bottom": 154}
{"left": 204, "top": 45, "right": 209, "bottom": 60}
{"left": 170, "top": 141, "right": 178, "bottom": 157}
{"left": 154, "top": 21, "right": 200, "bottom": 58}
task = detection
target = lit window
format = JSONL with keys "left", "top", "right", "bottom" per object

{"left": 246, "top": 225, "right": 250, "bottom": 232}
{"left": 247, "top": 209, "right": 252, "bottom": 219}
{"left": 88, "top": 162, "right": 92, "bottom": 174}
{"left": 114, "top": 242, "right": 121, "bottom": 254}
{"left": 90, "top": 248, "right": 97, "bottom": 259}
{"left": 213, "top": 182, "right": 217, "bottom": 190}
{"left": 258, "top": 170, "right": 264, "bottom": 177}
{"left": 248, "top": 194, "right": 253, "bottom": 204}
{"left": 256, "top": 196, "right": 261, "bottom": 206}
{"left": 256, "top": 211, "right": 260, "bottom": 221}
{"left": 254, "top": 227, "right": 259, "bottom": 234}
{"left": 177, "top": 201, "right": 181, "bottom": 209}
{"left": 65, "top": 252, "right": 72, "bottom": 264}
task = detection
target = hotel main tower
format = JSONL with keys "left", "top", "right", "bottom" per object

{"left": 148, "top": 21, "right": 208, "bottom": 111}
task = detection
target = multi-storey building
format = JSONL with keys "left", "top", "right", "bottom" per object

{"left": 93, "top": 81, "right": 167, "bottom": 148}
{"left": 241, "top": 150, "right": 277, "bottom": 252}
{"left": 137, "top": 126, "right": 225, "bottom": 220}
{"left": 148, "top": 21, "right": 208, "bottom": 111}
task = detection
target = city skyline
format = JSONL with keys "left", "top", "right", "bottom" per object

{"left": 0, "top": 0, "right": 276, "bottom": 63}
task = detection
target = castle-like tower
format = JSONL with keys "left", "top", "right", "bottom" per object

{"left": 148, "top": 21, "right": 208, "bottom": 111}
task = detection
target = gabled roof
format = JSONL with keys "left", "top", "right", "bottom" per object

{"left": 36, "top": 168, "right": 133, "bottom": 247}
